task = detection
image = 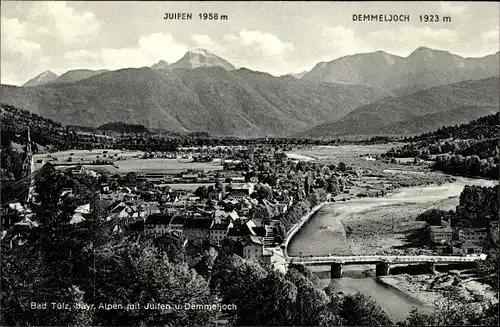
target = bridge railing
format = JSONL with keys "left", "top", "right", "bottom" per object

{"left": 287, "top": 254, "right": 486, "bottom": 264}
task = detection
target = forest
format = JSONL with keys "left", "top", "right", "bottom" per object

{"left": 385, "top": 113, "right": 499, "bottom": 178}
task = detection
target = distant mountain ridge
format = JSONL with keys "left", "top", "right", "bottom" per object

{"left": 287, "top": 71, "right": 308, "bottom": 79}
{"left": 296, "top": 77, "right": 500, "bottom": 138}
{"left": 21, "top": 47, "right": 498, "bottom": 90}
{"left": 302, "top": 47, "right": 499, "bottom": 92}
{"left": 21, "top": 49, "right": 236, "bottom": 87}
{"left": 23, "top": 70, "right": 59, "bottom": 87}
{"left": 52, "top": 69, "right": 110, "bottom": 84}
{"left": 151, "top": 60, "right": 170, "bottom": 70}
{"left": 1, "top": 66, "right": 389, "bottom": 137}
{"left": 9, "top": 47, "right": 500, "bottom": 138}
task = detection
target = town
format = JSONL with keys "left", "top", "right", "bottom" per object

{"left": 2, "top": 128, "right": 496, "bottom": 269}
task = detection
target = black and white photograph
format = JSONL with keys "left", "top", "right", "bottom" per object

{"left": 0, "top": 1, "right": 499, "bottom": 326}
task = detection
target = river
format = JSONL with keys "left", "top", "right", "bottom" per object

{"left": 288, "top": 175, "right": 498, "bottom": 322}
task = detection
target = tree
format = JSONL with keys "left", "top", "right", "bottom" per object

{"left": 125, "top": 172, "right": 137, "bottom": 185}
{"left": 340, "top": 293, "right": 393, "bottom": 326}
{"left": 254, "top": 183, "right": 273, "bottom": 201}
{"left": 326, "top": 177, "right": 341, "bottom": 196}
{"left": 92, "top": 241, "right": 219, "bottom": 326}
{"left": 194, "top": 247, "right": 218, "bottom": 280}
{"left": 194, "top": 185, "right": 208, "bottom": 198}
{"left": 403, "top": 287, "right": 497, "bottom": 326}
{"left": 286, "top": 268, "right": 328, "bottom": 326}
{"left": 338, "top": 162, "right": 347, "bottom": 172}
{"left": 210, "top": 253, "right": 267, "bottom": 325}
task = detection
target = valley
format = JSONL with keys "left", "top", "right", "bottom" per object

{"left": 1, "top": 6, "right": 499, "bottom": 324}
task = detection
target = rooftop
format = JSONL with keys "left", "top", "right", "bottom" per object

{"left": 184, "top": 218, "right": 214, "bottom": 229}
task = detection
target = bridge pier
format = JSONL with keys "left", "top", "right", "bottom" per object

{"left": 427, "top": 262, "right": 436, "bottom": 274}
{"left": 376, "top": 262, "right": 391, "bottom": 276}
{"left": 331, "top": 263, "right": 343, "bottom": 278}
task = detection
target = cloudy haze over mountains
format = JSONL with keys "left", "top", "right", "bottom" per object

{"left": 1, "top": 1, "right": 499, "bottom": 85}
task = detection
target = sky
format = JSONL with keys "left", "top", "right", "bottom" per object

{"left": 1, "top": 1, "right": 499, "bottom": 85}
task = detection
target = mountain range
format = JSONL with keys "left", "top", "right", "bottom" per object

{"left": 302, "top": 47, "right": 499, "bottom": 92}
{"left": 1, "top": 67, "right": 389, "bottom": 137}
{"left": 23, "top": 49, "right": 236, "bottom": 88}
{"left": 23, "top": 69, "right": 111, "bottom": 87}
{"left": 296, "top": 77, "right": 500, "bottom": 138}
{"left": 3, "top": 47, "right": 499, "bottom": 137}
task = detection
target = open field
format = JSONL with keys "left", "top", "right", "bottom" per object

{"left": 33, "top": 149, "right": 224, "bottom": 173}
{"left": 289, "top": 144, "right": 417, "bottom": 171}
{"left": 33, "top": 149, "right": 144, "bottom": 169}
{"left": 115, "top": 159, "right": 223, "bottom": 173}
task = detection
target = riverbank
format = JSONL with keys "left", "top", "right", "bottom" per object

{"left": 289, "top": 175, "right": 498, "bottom": 258}
{"left": 379, "top": 270, "right": 498, "bottom": 308}
{"left": 284, "top": 202, "right": 327, "bottom": 254}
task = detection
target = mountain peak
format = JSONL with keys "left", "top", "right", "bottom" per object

{"left": 413, "top": 46, "right": 434, "bottom": 52}
{"left": 186, "top": 48, "right": 212, "bottom": 55}
{"left": 170, "top": 49, "right": 235, "bottom": 70}
{"left": 408, "top": 47, "right": 456, "bottom": 58}
{"left": 23, "top": 70, "right": 59, "bottom": 87}
{"left": 151, "top": 60, "right": 170, "bottom": 70}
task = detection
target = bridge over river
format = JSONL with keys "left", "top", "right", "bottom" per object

{"left": 286, "top": 254, "right": 487, "bottom": 278}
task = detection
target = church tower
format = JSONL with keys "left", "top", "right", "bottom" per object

{"left": 22, "top": 128, "right": 35, "bottom": 203}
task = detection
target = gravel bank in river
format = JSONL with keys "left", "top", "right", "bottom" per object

{"left": 379, "top": 270, "right": 498, "bottom": 307}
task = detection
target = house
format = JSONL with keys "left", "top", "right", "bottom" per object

{"left": 215, "top": 209, "right": 239, "bottom": 222}
{"left": 242, "top": 236, "right": 265, "bottom": 261}
{"left": 75, "top": 203, "right": 91, "bottom": 215}
{"left": 227, "top": 183, "right": 254, "bottom": 198}
{"left": 13, "top": 216, "right": 39, "bottom": 233}
{"left": 70, "top": 203, "right": 91, "bottom": 225}
{"left": 106, "top": 202, "right": 132, "bottom": 221}
{"left": 456, "top": 228, "right": 488, "bottom": 244}
{"left": 429, "top": 225, "right": 453, "bottom": 244}
{"left": 181, "top": 173, "right": 198, "bottom": 182}
{"left": 144, "top": 214, "right": 172, "bottom": 235}
{"left": 69, "top": 213, "right": 86, "bottom": 225}
{"left": 210, "top": 218, "right": 232, "bottom": 243}
{"left": 139, "top": 202, "right": 161, "bottom": 216}
{"left": 451, "top": 242, "right": 482, "bottom": 255}
{"left": 183, "top": 218, "right": 213, "bottom": 241}
{"left": 169, "top": 214, "right": 186, "bottom": 234}
{"left": 227, "top": 223, "right": 250, "bottom": 242}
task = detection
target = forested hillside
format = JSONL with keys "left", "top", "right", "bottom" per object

{"left": 1, "top": 103, "right": 63, "bottom": 146}
{"left": 297, "top": 77, "right": 499, "bottom": 138}
{"left": 0, "top": 67, "right": 389, "bottom": 137}
{"left": 385, "top": 113, "right": 499, "bottom": 178}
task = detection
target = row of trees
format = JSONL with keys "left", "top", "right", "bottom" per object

{"left": 433, "top": 154, "right": 498, "bottom": 179}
